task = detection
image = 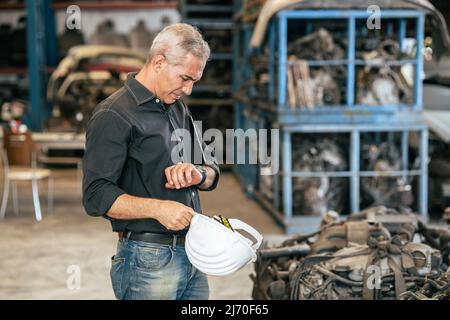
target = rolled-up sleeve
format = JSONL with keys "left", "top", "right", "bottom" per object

{"left": 82, "top": 110, "right": 131, "bottom": 217}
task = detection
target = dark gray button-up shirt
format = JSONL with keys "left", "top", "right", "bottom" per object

{"left": 82, "top": 72, "right": 220, "bottom": 235}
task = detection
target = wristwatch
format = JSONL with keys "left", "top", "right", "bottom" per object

{"left": 195, "top": 165, "right": 208, "bottom": 186}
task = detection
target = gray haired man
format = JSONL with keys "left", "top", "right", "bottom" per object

{"left": 82, "top": 23, "right": 220, "bottom": 300}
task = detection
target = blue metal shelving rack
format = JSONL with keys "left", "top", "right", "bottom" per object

{"left": 275, "top": 10, "right": 425, "bottom": 125}
{"left": 233, "top": 8, "right": 429, "bottom": 234}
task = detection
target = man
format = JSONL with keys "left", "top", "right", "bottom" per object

{"left": 82, "top": 23, "right": 220, "bottom": 300}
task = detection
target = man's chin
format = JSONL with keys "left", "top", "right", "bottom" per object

{"left": 163, "top": 98, "right": 176, "bottom": 104}
{"left": 165, "top": 96, "right": 181, "bottom": 104}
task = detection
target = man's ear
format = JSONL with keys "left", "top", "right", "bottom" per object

{"left": 152, "top": 54, "right": 166, "bottom": 72}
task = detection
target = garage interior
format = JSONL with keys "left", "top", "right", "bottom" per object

{"left": 0, "top": 0, "right": 450, "bottom": 300}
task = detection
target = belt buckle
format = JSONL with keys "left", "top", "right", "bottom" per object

{"left": 172, "top": 235, "right": 178, "bottom": 247}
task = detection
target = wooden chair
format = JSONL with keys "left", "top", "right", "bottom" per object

{"left": 0, "top": 131, "right": 53, "bottom": 221}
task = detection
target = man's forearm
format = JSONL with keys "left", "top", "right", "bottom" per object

{"left": 106, "top": 194, "right": 163, "bottom": 220}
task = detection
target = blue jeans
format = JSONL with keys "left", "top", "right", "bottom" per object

{"left": 110, "top": 238, "right": 209, "bottom": 300}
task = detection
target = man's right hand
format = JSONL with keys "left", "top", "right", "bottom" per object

{"left": 106, "top": 195, "right": 195, "bottom": 230}
{"left": 154, "top": 200, "right": 195, "bottom": 231}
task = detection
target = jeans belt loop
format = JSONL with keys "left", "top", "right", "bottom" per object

{"left": 172, "top": 234, "right": 178, "bottom": 249}
{"left": 126, "top": 231, "right": 131, "bottom": 241}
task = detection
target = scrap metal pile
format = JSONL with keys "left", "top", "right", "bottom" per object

{"left": 251, "top": 206, "right": 450, "bottom": 300}
{"left": 429, "top": 133, "right": 450, "bottom": 212}
{"left": 287, "top": 28, "right": 346, "bottom": 109}
{"left": 360, "top": 138, "right": 415, "bottom": 211}
{"left": 355, "top": 37, "right": 413, "bottom": 106}
{"left": 286, "top": 27, "right": 414, "bottom": 109}
{"left": 291, "top": 135, "right": 348, "bottom": 216}
{"left": 47, "top": 45, "right": 145, "bottom": 131}
{"left": 261, "top": 134, "right": 416, "bottom": 216}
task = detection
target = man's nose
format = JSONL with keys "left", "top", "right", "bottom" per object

{"left": 182, "top": 82, "right": 194, "bottom": 96}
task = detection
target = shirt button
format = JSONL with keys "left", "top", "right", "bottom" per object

{"left": 192, "top": 191, "right": 195, "bottom": 197}
{"left": 155, "top": 98, "right": 160, "bottom": 103}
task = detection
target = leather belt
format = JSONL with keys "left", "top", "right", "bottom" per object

{"left": 120, "top": 231, "right": 185, "bottom": 246}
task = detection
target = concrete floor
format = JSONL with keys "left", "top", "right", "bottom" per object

{"left": 0, "top": 169, "right": 284, "bottom": 300}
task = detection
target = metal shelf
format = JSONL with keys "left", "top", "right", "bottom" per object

{"left": 210, "top": 53, "right": 233, "bottom": 60}
{"left": 193, "top": 85, "right": 232, "bottom": 92}
{"left": 233, "top": 8, "right": 429, "bottom": 234}
{"left": 0, "top": 68, "right": 28, "bottom": 76}
{"left": 0, "top": 67, "right": 55, "bottom": 75}
{"left": 354, "top": 59, "right": 417, "bottom": 66}
{"left": 183, "top": 98, "right": 234, "bottom": 106}
{"left": 278, "top": 104, "right": 415, "bottom": 111}
{"left": 286, "top": 170, "right": 422, "bottom": 178}
{"left": 275, "top": 10, "right": 425, "bottom": 121}
{"left": 184, "top": 19, "right": 233, "bottom": 29}
{"left": 183, "top": 4, "right": 234, "bottom": 12}
{"left": 0, "top": 1, "right": 178, "bottom": 10}
{"left": 179, "top": 0, "right": 236, "bottom": 143}
{"left": 52, "top": 1, "right": 178, "bottom": 10}
{"left": 0, "top": 3, "right": 26, "bottom": 9}
{"left": 286, "top": 59, "right": 417, "bottom": 67}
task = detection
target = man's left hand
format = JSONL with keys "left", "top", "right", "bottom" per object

{"left": 164, "top": 163, "right": 203, "bottom": 189}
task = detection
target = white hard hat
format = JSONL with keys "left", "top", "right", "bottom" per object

{"left": 186, "top": 213, "right": 263, "bottom": 276}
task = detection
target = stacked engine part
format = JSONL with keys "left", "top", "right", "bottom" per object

{"left": 360, "top": 136, "right": 415, "bottom": 211}
{"left": 259, "top": 132, "right": 419, "bottom": 216}
{"left": 428, "top": 133, "right": 450, "bottom": 212}
{"left": 291, "top": 135, "right": 348, "bottom": 216}
{"left": 287, "top": 28, "right": 346, "bottom": 109}
{"left": 251, "top": 206, "right": 450, "bottom": 300}
{"left": 355, "top": 36, "right": 414, "bottom": 105}
{"left": 285, "top": 27, "right": 414, "bottom": 109}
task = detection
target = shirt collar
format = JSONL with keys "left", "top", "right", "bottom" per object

{"left": 124, "top": 72, "right": 158, "bottom": 106}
